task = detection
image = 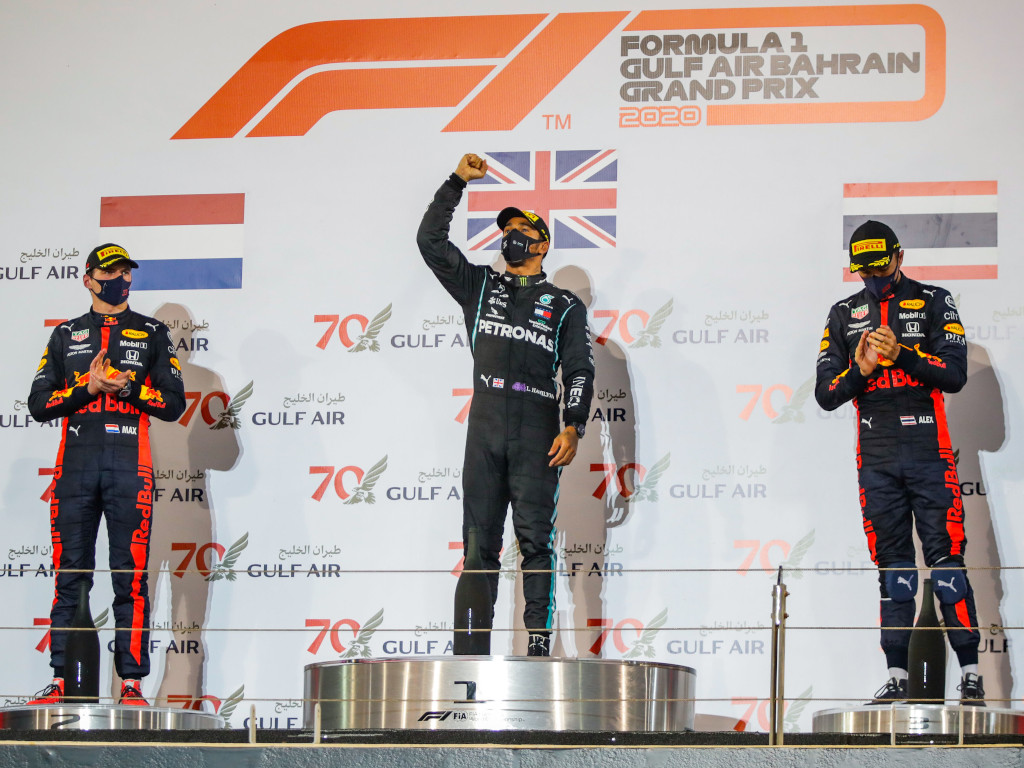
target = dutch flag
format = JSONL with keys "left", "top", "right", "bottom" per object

{"left": 99, "top": 193, "right": 245, "bottom": 290}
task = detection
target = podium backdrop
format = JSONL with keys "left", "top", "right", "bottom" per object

{"left": 2, "top": 0, "right": 1021, "bottom": 729}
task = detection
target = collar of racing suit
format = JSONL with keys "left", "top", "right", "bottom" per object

{"left": 501, "top": 271, "right": 547, "bottom": 288}
{"left": 89, "top": 307, "right": 132, "bottom": 328}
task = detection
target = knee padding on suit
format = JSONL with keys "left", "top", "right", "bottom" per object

{"left": 884, "top": 562, "right": 918, "bottom": 602}
{"left": 932, "top": 567, "right": 968, "bottom": 605}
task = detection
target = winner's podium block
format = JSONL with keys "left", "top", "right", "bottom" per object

{"left": 305, "top": 656, "right": 696, "bottom": 731}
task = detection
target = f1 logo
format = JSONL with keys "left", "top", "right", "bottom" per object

{"left": 173, "top": 13, "right": 627, "bottom": 138}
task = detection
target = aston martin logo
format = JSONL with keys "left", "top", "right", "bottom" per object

{"left": 349, "top": 304, "right": 392, "bottom": 353}
{"left": 344, "top": 456, "right": 388, "bottom": 504}
{"left": 211, "top": 380, "right": 254, "bottom": 430}
{"left": 629, "top": 299, "right": 673, "bottom": 349}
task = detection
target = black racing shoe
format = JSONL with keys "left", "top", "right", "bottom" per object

{"left": 958, "top": 673, "right": 986, "bottom": 706}
{"left": 527, "top": 633, "right": 550, "bottom": 657}
{"left": 866, "top": 677, "right": 908, "bottom": 705}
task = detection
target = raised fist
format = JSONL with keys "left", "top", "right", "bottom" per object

{"left": 455, "top": 153, "right": 488, "bottom": 182}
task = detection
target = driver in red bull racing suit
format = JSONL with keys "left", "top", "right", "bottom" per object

{"left": 815, "top": 220, "right": 983, "bottom": 704}
{"left": 27, "top": 244, "right": 185, "bottom": 706}
{"left": 417, "top": 154, "right": 595, "bottom": 657}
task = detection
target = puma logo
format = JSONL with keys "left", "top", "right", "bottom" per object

{"left": 922, "top": 289, "right": 936, "bottom": 297}
{"left": 897, "top": 575, "right": 914, "bottom": 589}
{"left": 145, "top": 322, "right": 158, "bottom": 331}
{"left": 861, "top": 417, "right": 873, "bottom": 429}
{"left": 479, "top": 374, "right": 491, "bottom": 386}
{"left": 68, "top": 425, "right": 81, "bottom": 437}
{"left": 936, "top": 577, "right": 957, "bottom": 593}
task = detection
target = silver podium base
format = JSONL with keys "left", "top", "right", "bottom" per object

{"left": 813, "top": 704, "right": 1024, "bottom": 735}
{"left": 0, "top": 704, "right": 224, "bottom": 731}
{"left": 304, "top": 656, "right": 696, "bottom": 731}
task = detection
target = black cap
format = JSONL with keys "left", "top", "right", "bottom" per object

{"left": 497, "top": 207, "right": 550, "bottom": 243}
{"left": 86, "top": 243, "right": 139, "bottom": 271}
{"left": 849, "top": 220, "right": 900, "bottom": 273}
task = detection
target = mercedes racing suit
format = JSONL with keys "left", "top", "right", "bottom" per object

{"left": 417, "top": 174, "right": 595, "bottom": 634}
{"left": 29, "top": 308, "right": 185, "bottom": 679}
{"left": 815, "top": 275, "right": 979, "bottom": 669}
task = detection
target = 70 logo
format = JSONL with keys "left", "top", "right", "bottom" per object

{"left": 591, "top": 463, "right": 645, "bottom": 500}
{"left": 171, "top": 542, "right": 227, "bottom": 578}
{"left": 593, "top": 309, "right": 653, "bottom": 345}
{"left": 736, "top": 384, "right": 794, "bottom": 420}
{"left": 309, "top": 465, "right": 365, "bottom": 501}
{"left": 305, "top": 618, "right": 360, "bottom": 654}
{"left": 314, "top": 314, "right": 371, "bottom": 349}
{"left": 586, "top": 618, "right": 644, "bottom": 655}
{"left": 180, "top": 391, "right": 230, "bottom": 426}
{"left": 734, "top": 540, "right": 792, "bottom": 576}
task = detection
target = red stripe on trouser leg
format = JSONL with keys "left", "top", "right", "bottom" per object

{"left": 955, "top": 598, "right": 971, "bottom": 630}
{"left": 129, "top": 402, "right": 154, "bottom": 666}
{"left": 932, "top": 390, "right": 965, "bottom": 557}
{"left": 129, "top": 542, "right": 148, "bottom": 664}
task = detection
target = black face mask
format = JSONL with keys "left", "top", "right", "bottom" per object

{"left": 501, "top": 229, "right": 544, "bottom": 265}
{"left": 92, "top": 273, "right": 131, "bottom": 305}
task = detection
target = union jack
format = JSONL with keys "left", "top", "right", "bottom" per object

{"left": 467, "top": 150, "right": 617, "bottom": 250}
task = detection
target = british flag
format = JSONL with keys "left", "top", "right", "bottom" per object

{"left": 466, "top": 150, "right": 618, "bottom": 250}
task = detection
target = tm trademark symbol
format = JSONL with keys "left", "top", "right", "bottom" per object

{"left": 543, "top": 114, "right": 572, "bottom": 130}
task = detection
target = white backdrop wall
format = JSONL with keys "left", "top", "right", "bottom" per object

{"left": 1, "top": 0, "right": 1021, "bottom": 731}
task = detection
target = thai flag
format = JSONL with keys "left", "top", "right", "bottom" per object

{"left": 105, "top": 424, "right": 120, "bottom": 434}
{"left": 99, "top": 193, "right": 245, "bottom": 290}
{"left": 843, "top": 181, "right": 997, "bottom": 281}
{"left": 466, "top": 150, "right": 617, "bottom": 250}
{"left": 900, "top": 416, "right": 917, "bottom": 427}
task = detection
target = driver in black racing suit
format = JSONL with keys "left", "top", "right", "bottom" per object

{"left": 417, "top": 153, "right": 594, "bottom": 657}
{"left": 815, "top": 220, "right": 984, "bottom": 704}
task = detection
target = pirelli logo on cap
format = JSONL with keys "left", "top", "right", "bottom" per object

{"left": 96, "top": 245, "right": 129, "bottom": 265}
{"left": 851, "top": 238, "right": 887, "bottom": 256}
{"left": 849, "top": 238, "right": 896, "bottom": 272}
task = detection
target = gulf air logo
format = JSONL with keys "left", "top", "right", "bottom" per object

{"left": 173, "top": 13, "right": 627, "bottom": 138}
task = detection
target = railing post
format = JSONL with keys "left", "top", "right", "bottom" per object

{"left": 769, "top": 566, "right": 789, "bottom": 745}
